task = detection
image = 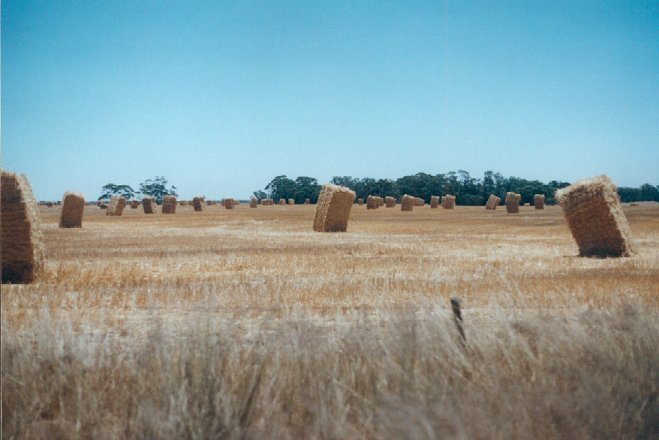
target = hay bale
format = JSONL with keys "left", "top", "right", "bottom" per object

{"left": 162, "top": 195, "right": 177, "bottom": 214}
{"left": 288, "top": 198, "right": 295, "bottom": 205}
{"left": 485, "top": 194, "right": 500, "bottom": 210}
{"left": 46, "top": 201, "right": 54, "bottom": 207}
{"left": 357, "top": 198, "right": 364, "bottom": 205}
{"left": 59, "top": 192, "right": 85, "bottom": 228}
{"left": 443, "top": 195, "right": 456, "bottom": 209}
{"left": 534, "top": 194, "right": 545, "bottom": 210}
{"left": 377, "top": 197, "right": 384, "bottom": 207}
{"left": 142, "top": 197, "right": 155, "bottom": 214}
{"left": 556, "top": 175, "right": 634, "bottom": 257}
{"left": 313, "top": 184, "right": 355, "bottom": 232}
{"left": 129, "top": 200, "right": 139, "bottom": 209}
{"left": 100, "top": 204, "right": 108, "bottom": 209}
{"left": 279, "top": 198, "right": 285, "bottom": 205}
{"left": 366, "top": 195, "right": 378, "bottom": 209}
{"left": 250, "top": 198, "right": 258, "bottom": 208}
{"left": 106, "top": 196, "right": 127, "bottom": 216}
{"left": 505, "top": 192, "right": 521, "bottom": 214}
{"left": 225, "top": 198, "right": 235, "bottom": 209}
{"left": 385, "top": 196, "right": 396, "bottom": 208}
{"left": 401, "top": 194, "right": 414, "bottom": 211}
{"left": 1, "top": 171, "right": 45, "bottom": 283}
{"left": 415, "top": 197, "right": 425, "bottom": 207}
{"left": 192, "top": 196, "right": 205, "bottom": 212}
{"left": 304, "top": 198, "right": 310, "bottom": 205}
{"left": 430, "top": 195, "right": 440, "bottom": 208}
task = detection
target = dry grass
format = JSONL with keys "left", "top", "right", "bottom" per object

{"left": 2, "top": 203, "right": 658, "bottom": 438}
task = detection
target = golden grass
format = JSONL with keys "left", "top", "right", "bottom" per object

{"left": 2, "top": 203, "right": 658, "bottom": 438}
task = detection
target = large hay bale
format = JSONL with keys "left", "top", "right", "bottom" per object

{"left": 401, "top": 194, "right": 414, "bottom": 211}
{"left": 534, "top": 194, "right": 545, "bottom": 210}
{"left": 366, "top": 195, "right": 378, "bottom": 210}
{"left": 430, "top": 195, "right": 439, "bottom": 208}
{"left": 505, "top": 192, "right": 521, "bottom": 214}
{"left": 59, "top": 192, "right": 85, "bottom": 228}
{"left": 556, "top": 175, "right": 634, "bottom": 257}
{"left": 106, "top": 196, "right": 127, "bottom": 216}
{"left": 192, "top": 196, "right": 205, "bottom": 212}
{"left": 142, "top": 197, "right": 155, "bottom": 214}
{"left": 385, "top": 196, "right": 396, "bottom": 208}
{"left": 485, "top": 194, "right": 500, "bottom": 210}
{"left": 250, "top": 198, "right": 258, "bottom": 208}
{"left": 443, "top": 195, "right": 456, "bottom": 209}
{"left": 1, "top": 171, "right": 45, "bottom": 283}
{"left": 313, "top": 184, "right": 355, "bottom": 232}
{"left": 162, "top": 195, "right": 177, "bottom": 214}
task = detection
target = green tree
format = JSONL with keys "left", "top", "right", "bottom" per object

{"left": 252, "top": 190, "right": 268, "bottom": 201}
{"left": 265, "top": 175, "right": 297, "bottom": 201}
{"left": 98, "top": 183, "right": 136, "bottom": 201}
{"left": 139, "top": 176, "right": 178, "bottom": 204}
{"left": 294, "top": 176, "right": 321, "bottom": 203}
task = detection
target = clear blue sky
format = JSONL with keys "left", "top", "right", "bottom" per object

{"left": 2, "top": 1, "right": 657, "bottom": 200}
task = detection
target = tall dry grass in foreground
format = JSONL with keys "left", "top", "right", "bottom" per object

{"left": 2, "top": 204, "right": 658, "bottom": 438}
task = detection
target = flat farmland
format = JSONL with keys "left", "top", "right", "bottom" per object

{"left": 2, "top": 203, "right": 658, "bottom": 439}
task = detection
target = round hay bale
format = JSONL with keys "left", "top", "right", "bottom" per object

{"left": 59, "top": 192, "right": 85, "bottom": 228}
{"left": 1, "top": 171, "right": 45, "bottom": 283}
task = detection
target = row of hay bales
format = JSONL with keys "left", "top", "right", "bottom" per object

{"left": 0, "top": 173, "right": 636, "bottom": 284}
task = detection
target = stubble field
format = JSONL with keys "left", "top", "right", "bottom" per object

{"left": 2, "top": 203, "right": 658, "bottom": 439}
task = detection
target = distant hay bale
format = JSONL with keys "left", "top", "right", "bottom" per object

{"left": 225, "top": 198, "right": 235, "bottom": 209}
{"left": 100, "top": 204, "right": 108, "bottom": 209}
{"left": 385, "top": 196, "right": 396, "bottom": 208}
{"left": 401, "top": 194, "right": 414, "bottom": 211}
{"left": 430, "top": 196, "right": 440, "bottom": 208}
{"left": 443, "top": 195, "right": 456, "bottom": 209}
{"left": 415, "top": 197, "right": 425, "bottom": 207}
{"left": 377, "top": 197, "right": 384, "bottom": 207}
{"left": 142, "top": 197, "right": 155, "bottom": 214}
{"left": 46, "top": 202, "right": 54, "bottom": 207}
{"left": 357, "top": 198, "right": 364, "bottom": 205}
{"left": 250, "top": 198, "right": 258, "bottom": 208}
{"left": 106, "top": 196, "right": 127, "bottom": 216}
{"left": 162, "top": 195, "right": 177, "bottom": 214}
{"left": 534, "top": 194, "right": 545, "bottom": 209}
{"left": 1, "top": 171, "right": 45, "bottom": 283}
{"left": 366, "top": 195, "right": 378, "bottom": 209}
{"left": 304, "top": 198, "right": 310, "bottom": 205}
{"left": 485, "top": 194, "right": 500, "bottom": 210}
{"left": 279, "top": 199, "right": 285, "bottom": 205}
{"left": 505, "top": 192, "right": 521, "bottom": 213}
{"left": 59, "top": 192, "right": 85, "bottom": 228}
{"left": 288, "top": 198, "right": 295, "bottom": 205}
{"left": 556, "top": 175, "right": 634, "bottom": 257}
{"left": 192, "top": 196, "right": 205, "bottom": 211}
{"left": 129, "top": 200, "right": 139, "bottom": 209}
{"left": 313, "top": 184, "right": 355, "bottom": 232}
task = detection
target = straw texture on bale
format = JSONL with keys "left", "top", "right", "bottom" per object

{"left": 486, "top": 194, "right": 500, "bottom": 210}
{"left": 377, "top": 197, "right": 384, "bottom": 207}
{"left": 59, "top": 192, "right": 85, "bottom": 228}
{"left": 142, "top": 197, "right": 155, "bottom": 214}
{"left": 192, "top": 196, "right": 205, "bottom": 212}
{"left": 534, "top": 194, "right": 545, "bottom": 209}
{"left": 1, "top": 172, "right": 45, "bottom": 283}
{"left": 366, "top": 195, "right": 379, "bottom": 210}
{"left": 505, "top": 192, "right": 521, "bottom": 214}
{"left": 401, "top": 194, "right": 414, "bottom": 211}
{"left": 443, "top": 195, "right": 456, "bottom": 209}
{"left": 250, "top": 198, "right": 258, "bottom": 208}
{"left": 385, "top": 196, "right": 396, "bottom": 208}
{"left": 430, "top": 196, "right": 439, "bottom": 208}
{"left": 162, "top": 195, "right": 177, "bottom": 214}
{"left": 556, "top": 175, "right": 634, "bottom": 257}
{"left": 357, "top": 198, "right": 364, "bottom": 206}
{"left": 106, "top": 196, "right": 127, "bottom": 216}
{"left": 313, "top": 184, "right": 355, "bottom": 232}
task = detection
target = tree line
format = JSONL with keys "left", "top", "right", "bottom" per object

{"left": 255, "top": 171, "right": 659, "bottom": 205}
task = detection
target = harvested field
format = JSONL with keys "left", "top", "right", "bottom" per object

{"left": 2, "top": 203, "right": 658, "bottom": 439}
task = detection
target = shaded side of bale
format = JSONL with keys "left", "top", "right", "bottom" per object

{"left": 313, "top": 184, "right": 355, "bottom": 232}
{"left": 366, "top": 195, "right": 378, "bottom": 210}
{"left": 378, "top": 197, "right": 384, "bottom": 207}
{"left": 106, "top": 196, "right": 127, "bottom": 216}
{"left": 1, "top": 171, "right": 45, "bottom": 283}
{"left": 443, "top": 195, "right": 456, "bottom": 209}
{"left": 505, "top": 192, "right": 521, "bottom": 213}
{"left": 556, "top": 175, "right": 634, "bottom": 257}
{"left": 486, "top": 194, "right": 500, "bottom": 210}
{"left": 357, "top": 198, "right": 364, "bottom": 206}
{"left": 192, "top": 196, "right": 205, "bottom": 212}
{"left": 401, "top": 194, "right": 414, "bottom": 211}
{"left": 162, "top": 195, "right": 177, "bottom": 214}
{"left": 385, "top": 196, "right": 396, "bottom": 208}
{"left": 59, "top": 192, "right": 85, "bottom": 228}
{"left": 142, "top": 197, "right": 155, "bottom": 214}
{"left": 534, "top": 194, "right": 545, "bottom": 209}
{"left": 250, "top": 198, "right": 258, "bottom": 208}
{"left": 430, "top": 196, "right": 440, "bottom": 208}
